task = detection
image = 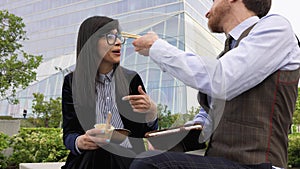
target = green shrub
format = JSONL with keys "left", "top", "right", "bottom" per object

{"left": 157, "top": 104, "right": 199, "bottom": 130}
{"left": 7, "top": 128, "right": 69, "bottom": 167}
{"left": 288, "top": 133, "right": 300, "bottom": 167}
{"left": 0, "top": 132, "right": 9, "bottom": 168}
{"left": 0, "top": 116, "right": 14, "bottom": 120}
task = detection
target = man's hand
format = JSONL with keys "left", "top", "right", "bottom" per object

{"left": 132, "top": 31, "right": 159, "bottom": 56}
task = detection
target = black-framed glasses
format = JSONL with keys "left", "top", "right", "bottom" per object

{"left": 105, "top": 33, "right": 126, "bottom": 45}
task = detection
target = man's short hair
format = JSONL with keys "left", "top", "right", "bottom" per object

{"left": 243, "top": 0, "right": 272, "bottom": 18}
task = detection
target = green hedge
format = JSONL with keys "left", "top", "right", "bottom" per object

{"left": 0, "top": 132, "right": 10, "bottom": 168}
{"left": 288, "top": 133, "right": 300, "bottom": 167}
{"left": 0, "top": 116, "right": 14, "bottom": 120}
{"left": 0, "top": 128, "right": 69, "bottom": 168}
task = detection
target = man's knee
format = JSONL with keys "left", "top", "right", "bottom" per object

{"left": 130, "top": 156, "right": 157, "bottom": 169}
{"left": 130, "top": 150, "right": 163, "bottom": 169}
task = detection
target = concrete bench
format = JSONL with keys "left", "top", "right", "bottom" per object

{"left": 19, "top": 162, "right": 65, "bottom": 169}
{"left": 185, "top": 149, "right": 205, "bottom": 156}
{"left": 17, "top": 151, "right": 204, "bottom": 169}
{"left": 17, "top": 149, "right": 204, "bottom": 169}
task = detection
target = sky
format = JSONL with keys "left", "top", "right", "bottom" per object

{"left": 269, "top": 0, "right": 300, "bottom": 37}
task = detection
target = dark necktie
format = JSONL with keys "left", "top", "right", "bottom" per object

{"left": 218, "top": 35, "right": 233, "bottom": 59}
{"left": 224, "top": 35, "right": 233, "bottom": 53}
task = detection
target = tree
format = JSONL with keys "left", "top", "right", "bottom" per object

{"left": 30, "top": 93, "right": 62, "bottom": 128}
{"left": 0, "top": 10, "right": 42, "bottom": 104}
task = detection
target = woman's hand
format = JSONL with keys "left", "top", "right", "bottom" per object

{"left": 122, "top": 85, "right": 157, "bottom": 122}
{"left": 76, "top": 128, "right": 110, "bottom": 150}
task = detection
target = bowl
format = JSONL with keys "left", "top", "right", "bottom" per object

{"left": 111, "top": 128, "right": 131, "bottom": 144}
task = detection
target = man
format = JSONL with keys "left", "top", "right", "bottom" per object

{"left": 130, "top": 0, "right": 300, "bottom": 168}
{"left": 23, "top": 109, "right": 27, "bottom": 119}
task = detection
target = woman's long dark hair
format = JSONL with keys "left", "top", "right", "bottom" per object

{"left": 73, "top": 16, "right": 120, "bottom": 131}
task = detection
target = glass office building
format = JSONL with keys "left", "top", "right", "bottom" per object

{"left": 0, "top": 0, "right": 222, "bottom": 117}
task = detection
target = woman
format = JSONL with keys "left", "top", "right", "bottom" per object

{"left": 62, "top": 16, "right": 158, "bottom": 169}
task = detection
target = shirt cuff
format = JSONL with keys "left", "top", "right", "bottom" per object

{"left": 193, "top": 108, "right": 209, "bottom": 126}
{"left": 75, "top": 136, "right": 83, "bottom": 155}
{"left": 149, "top": 39, "right": 170, "bottom": 71}
{"left": 147, "top": 117, "right": 157, "bottom": 127}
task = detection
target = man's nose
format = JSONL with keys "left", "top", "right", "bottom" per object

{"left": 205, "top": 11, "right": 210, "bottom": 19}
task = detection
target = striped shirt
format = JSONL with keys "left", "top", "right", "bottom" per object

{"left": 95, "top": 69, "right": 132, "bottom": 148}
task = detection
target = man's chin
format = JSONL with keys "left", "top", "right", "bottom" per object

{"left": 208, "top": 25, "right": 223, "bottom": 34}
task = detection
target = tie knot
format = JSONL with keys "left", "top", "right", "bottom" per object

{"left": 224, "top": 35, "right": 233, "bottom": 52}
{"left": 217, "top": 35, "right": 234, "bottom": 59}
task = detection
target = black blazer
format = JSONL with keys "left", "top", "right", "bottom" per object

{"left": 62, "top": 66, "right": 158, "bottom": 168}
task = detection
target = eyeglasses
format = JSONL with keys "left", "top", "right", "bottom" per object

{"left": 105, "top": 33, "right": 126, "bottom": 45}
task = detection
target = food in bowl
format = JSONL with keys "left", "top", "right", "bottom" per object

{"left": 94, "top": 123, "right": 115, "bottom": 140}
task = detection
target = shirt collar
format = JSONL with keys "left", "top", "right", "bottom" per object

{"left": 97, "top": 69, "right": 114, "bottom": 83}
{"left": 229, "top": 16, "right": 259, "bottom": 41}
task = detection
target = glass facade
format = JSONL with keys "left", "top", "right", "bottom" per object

{"left": 0, "top": 0, "right": 222, "bottom": 117}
